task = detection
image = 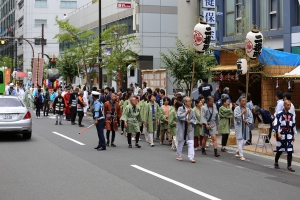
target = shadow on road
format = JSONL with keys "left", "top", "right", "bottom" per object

{"left": 0, "top": 132, "right": 33, "bottom": 142}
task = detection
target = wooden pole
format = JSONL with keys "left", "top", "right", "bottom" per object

{"left": 190, "top": 51, "right": 197, "bottom": 98}
{"left": 245, "top": 60, "right": 250, "bottom": 100}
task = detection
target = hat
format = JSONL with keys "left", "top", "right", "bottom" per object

{"left": 135, "top": 82, "right": 138, "bottom": 85}
{"left": 9, "top": 83, "right": 14, "bottom": 86}
{"left": 92, "top": 91, "right": 100, "bottom": 96}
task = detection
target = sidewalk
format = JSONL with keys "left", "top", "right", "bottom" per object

{"left": 217, "top": 128, "right": 300, "bottom": 163}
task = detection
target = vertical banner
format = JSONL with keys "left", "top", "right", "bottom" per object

{"left": 4, "top": 68, "right": 11, "bottom": 84}
{"left": 32, "top": 58, "right": 44, "bottom": 87}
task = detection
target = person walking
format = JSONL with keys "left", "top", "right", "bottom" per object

{"left": 193, "top": 99, "right": 203, "bottom": 151}
{"left": 63, "top": 87, "right": 72, "bottom": 121}
{"left": 121, "top": 96, "right": 142, "bottom": 148}
{"left": 160, "top": 97, "right": 172, "bottom": 145}
{"left": 142, "top": 94, "right": 162, "bottom": 147}
{"left": 69, "top": 88, "right": 79, "bottom": 125}
{"left": 176, "top": 97, "right": 197, "bottom": 163}
{"left": 92, "top": 91, "right": 106, "bottom": 151}
{"left": 35, "top": 88, "right": 43, "bottom": 119}
{"left": 53, "top": 91, "right": 65, "bottom": 125}
{"left": 201, "top": 96, "right": 220, "bottom": 157}
{"left": 138, "top": 92, "right": 149, "bottom": 137}
{"left": 104, "top": 93, "right": 122, "bottom": 147}
{"left": 218, "top": 97, "right": 233, "bottom": 152}
{"left": 169, "top": 100, "right": 180, "bottom": 151}
{"left": 77, "top": 91, "right": 86, "bottom": 127}
{"left": 43, "top": 88, "right": 50, "bottom": 116}
{"left": 273, "top": 100, "right": 296, "bottom": 172}
{"left": 234, "top": 97, "right": 253, "bottom": 161}
{"left": 83, "top": 87, "right": 89, "bottom": 117}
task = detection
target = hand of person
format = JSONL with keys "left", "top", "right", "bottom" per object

{"left": 199, "top": 122, "right": 202, "bottom": 126}
{"left": 244, "top": 119, "right": 247, "bottom": 124}
{"left": 229, "top": 103, "right": 232, "bottom": 108}
{"left": 144, "top": 123, "right": 147, "bottom": 127}
{"left": 278, "top": 133, "right": 282, "bottom": 140}
{"left": 206, "top": 124, "right": 210, "bottom": 130}
{"left": 124, "top": 122, "right": 128, "bottom": 127}
{"left": 165, "top": 119, "right": 168, "bottom": 123}
{"left": 187, "top": 121, "right": 190, "bottom": 125}
{"left": 293, "top": 137, "right": 295, "bottom": 142}
{"left": 94, "top": 120, "right": 98, "bottom": 125}
{"left": 157, "top": 120, "right": 160, "bottom": 125}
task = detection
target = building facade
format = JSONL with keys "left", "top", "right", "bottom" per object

{"left": 60, "top": 0, "right": 178, "bottom": 93}
{"left": 14, "top": 0, "right": 90, "bottom": 73}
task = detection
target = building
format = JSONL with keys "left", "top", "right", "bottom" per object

{"left": 14, "top": 0, "right": 90, "bottom": 73}
{"left": 59, "top": 0, "right": 178, "bottom": 93}
{"left": 0, "top": 0, "right": 15, "bottom": 59}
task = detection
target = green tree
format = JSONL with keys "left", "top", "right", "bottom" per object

{"left": 56, "top": 49, "right": 79, "bottom": 83}
{"left": 0, "top": 56, "right": 14, "bottom": 69}
{"left": 54, "top": 19, "right": 95, "bottom": 86}
{"left": 160, "top": 38, "right": 217, "bottom": 95}
{"left": 101, "top": 24, "right": 139, "bottom": 84}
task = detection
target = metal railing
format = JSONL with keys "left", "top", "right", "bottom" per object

{"left": 68, "top": 1, "right": 93, "bottom": 17}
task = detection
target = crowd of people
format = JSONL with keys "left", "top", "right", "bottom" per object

{"left": 5, "top": 77, "right": 297, "bottom": 171}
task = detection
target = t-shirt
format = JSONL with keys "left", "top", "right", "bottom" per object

{"left": 198, "top": 83, "right": 213, "bottom": 98}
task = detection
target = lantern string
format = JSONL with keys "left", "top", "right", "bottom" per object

{"left": 276, "top": 79, "right": 278, "bottom": 88}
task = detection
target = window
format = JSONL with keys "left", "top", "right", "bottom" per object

{"left": 35, "top": 19, "right": 47, "bottom": 26}
{"left": 18, "top": 0, "right": 24, "bottom": 9}
{"left": 279, "top": 0, "right": 283, "bottom": 28}
{"left": 35, "top": 0, "right": 47, "bottom": 7}
{"left": 60, "top": 1, "right": 77, "bottom": 9}
{"left": 270, "top": 0, "right": 277, "bottom": 29}
{"left": 18, "top": 17, "right": 24, "bottom": 28}
{"left": 259, "top": 0, "right": 268, "bottom": 30}
{"left": 34, "top": 38, "right": 47, "bottom": 45}
{"left": 298, "top": 3, "right": 300, "bottom": 26}
{"left": 225, "top": 0, "right": 235, "bottom": 36}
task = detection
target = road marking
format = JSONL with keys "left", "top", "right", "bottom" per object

{"left": 52, "top": 132, "right": 85, "bottom": 146}
{"left": 131, "top": 165, "right": 221, "bottom": 200}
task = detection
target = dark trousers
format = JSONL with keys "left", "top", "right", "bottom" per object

{"left": 78, "top": 111, "right": 84, "bottom": 125}
{"left": 43, "top": 101, "right": 49, "bottom": 116}
{"left": 127, "top": 132, "right": 140, "bottom": 145}
{"left": 96, "top": 119, "right": 106, "bottom": 149}
{"left": 275, "top": 151, "right": 293, "bottom": 167}
{"left": 36, "top": 107, "right": 41, "bottom": 117}
{"left": 248, "top": 131, "right": 252, "bottom": 143}
{"left": 121, "top": 120, "right": 124, "bottom": 132}
{"left": 140, "top": 124, "right": 143, "bottom": 134}
{"left": 71, "top": 107, "right": 77, "bottom": 122}
{"left": 156, "top": 124, "right": 160, "bottom": 138}
{"left": 221, "top": 134, "right": 229, "bottom": 146}
{"left": 106, "top": 123, "right": 115, "bottom": 143}
{"left": 265, "top": 124, "right": 273, "bottom": 143}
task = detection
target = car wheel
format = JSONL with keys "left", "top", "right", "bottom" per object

{"left": 23, "top": 131, "right": 32, "bottom": 139}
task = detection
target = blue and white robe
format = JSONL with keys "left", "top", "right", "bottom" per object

{"left": 273, "top": 110, "right": 296, "bottom": 152}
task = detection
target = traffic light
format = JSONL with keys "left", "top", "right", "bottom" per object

{"left": 0, "top": 39, "right": 8, "bottom": 45}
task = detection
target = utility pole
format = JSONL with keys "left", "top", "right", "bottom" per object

{"left": 98, "top": 0, "right": 102, "bottom": 89}
{"left": 14, "top": 40, "right": 17, "bottom": 70}
{"left": 41, "top": 24, "right": 44, "bottom": 59}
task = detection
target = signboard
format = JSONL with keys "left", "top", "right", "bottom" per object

{"left": 211, "top": 27, "right": 216, "bottom": 41}
{"left": 203, "top": 0, "right": 216, "bottom": 8}
{"left": 203, "top": 11, "right": 216, "bottom": 24}
{"left": 117, "top": 3, "right": 132, "bottom": 8}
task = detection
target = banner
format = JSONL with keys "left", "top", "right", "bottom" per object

{"left": 32, "top": 58, "right": 44, "bottom": 87}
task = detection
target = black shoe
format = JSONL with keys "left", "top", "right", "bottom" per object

{"left": 274, "top": 163, "right": 280, "bottom": 169}
{"left": 79, "top": 124, "right": 84, "bottom": 127}
{"left": 128, "top": 144, "right": 132, "bottom": 148}
{"left": 111, "top": 143, "right": 116, "bottom": 147}
{"left": 71, "top": 122, "right": 77, "bottom": 125}
{"left": 221, "top": 148, "right": 227, "bottom": 152}
{"left": 135, "top": 143, "right": 141, "bottom": 148}
{"left": 97, "top": 147, "right": 106, "bottom": 151}
{"left": 106, "top": 141, "right": 110, "bottom": 146}
{"left": 94, "top": 146, "right": 101, "bottom": 149}
{"left": 287, "top": 167, "right": 295, "bottom": 172}
{"left": 59, "top": 122, "right": 62, "bottom": 125}
{"left": 55, "top": 121, "right": 58, "bottom": 125}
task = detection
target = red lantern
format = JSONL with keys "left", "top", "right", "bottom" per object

{"left": 245, "top": 27, "right": 263, "bottom": 59}
{"left": 193, "top": 21, "right": 211, "bottom": 52}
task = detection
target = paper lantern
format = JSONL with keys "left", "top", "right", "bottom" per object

{"left": 237, "top": 58, "right": 247, "bottom": 75}
{"left": 193, "top": 22, "right": 212, "bottom": 52}
{"left": 28, "top": 72, "right": 32, "bottom": 79}
{"left": 245, "top": 29, "right": 263, "bottom": 58}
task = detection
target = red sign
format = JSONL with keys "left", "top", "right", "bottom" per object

{"left": 117, "top": 3, "right": 131, "bottom": 8}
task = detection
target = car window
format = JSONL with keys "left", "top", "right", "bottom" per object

{"left": 0, "top": 98, "right": 23, "bottom": 107}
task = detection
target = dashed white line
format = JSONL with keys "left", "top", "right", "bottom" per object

{"left": 52, "top": 131, "right": 85, "bottom": 146}
{"left": 131, "top": 165, "right": 221, "bottom": 200}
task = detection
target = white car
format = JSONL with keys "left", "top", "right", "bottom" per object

{"left": 0, "top": 95, "right": 32, "bottom": 139}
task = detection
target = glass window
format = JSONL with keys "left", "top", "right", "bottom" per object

{"left": 35, "top": 0, "right": 47, "bottom": 7}
{"left": 60, "top": 1, "right": 77, "bottom": 9}
{"left": 35, "top": 19, "right": 47, "bottom": 26}
{"left": 259, "top": 0, "right": 268, "bottom": 30}
{"left": 226, "top": 0, "right": 235, "bottom": 36}
{"left": 298, "top": 3, "right": 300, "bottom": 26}
{"left": 0, "top": 98, "right": 23, "bottom": 107}
{"left": 279, "top": 0, "right": 283, "bottom": 28}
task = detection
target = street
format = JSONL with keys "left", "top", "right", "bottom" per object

{"left": 1, "top": 110, "right": 300, "bottom": 200}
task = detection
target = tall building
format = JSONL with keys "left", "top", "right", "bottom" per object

{"left": 0, "top": 0, "right": 15, "bottom": 58}
{"left": 60, "top": 0, "right": 178, "bottom": 92}
{"left": 14, "top": 0, "right": 90, "bottom": 72}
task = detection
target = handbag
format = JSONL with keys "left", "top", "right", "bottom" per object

{"left": 203, "top": 105, "right": 213, "bottom": 134}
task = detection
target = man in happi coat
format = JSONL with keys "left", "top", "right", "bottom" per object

{"left": 63, "top": 87, "right": 72, "bottom": 121}
{"left": 273, "top": 100, "right": 296, "bottom": 172}
{"left": 121, "top": 96, "right": 141, "bottom": 148}
{"left": 104, "top": 93, "right": 122, "bottom": 147}
{"left": 176, "top": 97, "right": 197, "bottom": 163}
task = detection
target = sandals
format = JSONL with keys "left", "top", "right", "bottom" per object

{"left": 235, "top": 151, "right": 241, "bottom": 158}
{"left": 240, "top": 157, "right": 246, "bottom": 161}
{"left": 189, "top": 159, "right": 196, "bottom": 163}
{"left": 214, "top": 153, "right": 220, "bottom": 157}
{"left": 128, "top": 144, "right": 132, "bottom": 148}
{"left": 121, "top": 131, "right": 124, "bottom": 135}
{"left": 171, "top": 147, "right": 176, "bottom": 151}
{"left": 176, "top": 157, "right": 183, "bottom": 161}
{"left": 221, "top": 148, "right": 227, "bottom": 152}
{"left": 287, "top": 167, "right": 295, "bottom": 172}
{"left": 274, "top": 163, "right": 280, "bottom": 169}
{"left": 135, "top": 143, "right": 141, "bottom": 148}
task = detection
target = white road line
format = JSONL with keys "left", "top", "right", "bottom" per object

{"left": 52, "top": 132, "right": 85, "bottom": 146}
{"left": 131, "top": 165, "right": 221, "bottom": 200}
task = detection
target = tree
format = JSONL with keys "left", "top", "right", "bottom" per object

{"left": 160, "top": 38, "right": 217, "bottom": 95}
{"left": 101, "top": 24, "right": 139, "bottom": 84}
{"left": 0, "top": 56, "right": 13, "bottom": 69}
{"left": 56, "top": 49, "right": 78, "bottom": 83}
{"left": 54, "top": 19, "right": 95, "bottom": 87}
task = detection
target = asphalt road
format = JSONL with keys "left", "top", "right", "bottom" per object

{"left": 1, "top": 110, "right": 300, "bottom": 200}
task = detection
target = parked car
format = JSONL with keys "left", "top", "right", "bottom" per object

{"left": 0, "top": 95, "right": 32, "bottom": 139}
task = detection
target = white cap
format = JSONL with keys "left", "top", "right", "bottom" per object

{"left": 92, "top": 91, "right": 100, "bottom": 96}
{"left": 9, "top": 83, "right": 14, "bottom": 86}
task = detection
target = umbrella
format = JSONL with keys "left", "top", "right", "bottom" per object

{"left": 17, "top": 71, "right": 28, "bottom": 78}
